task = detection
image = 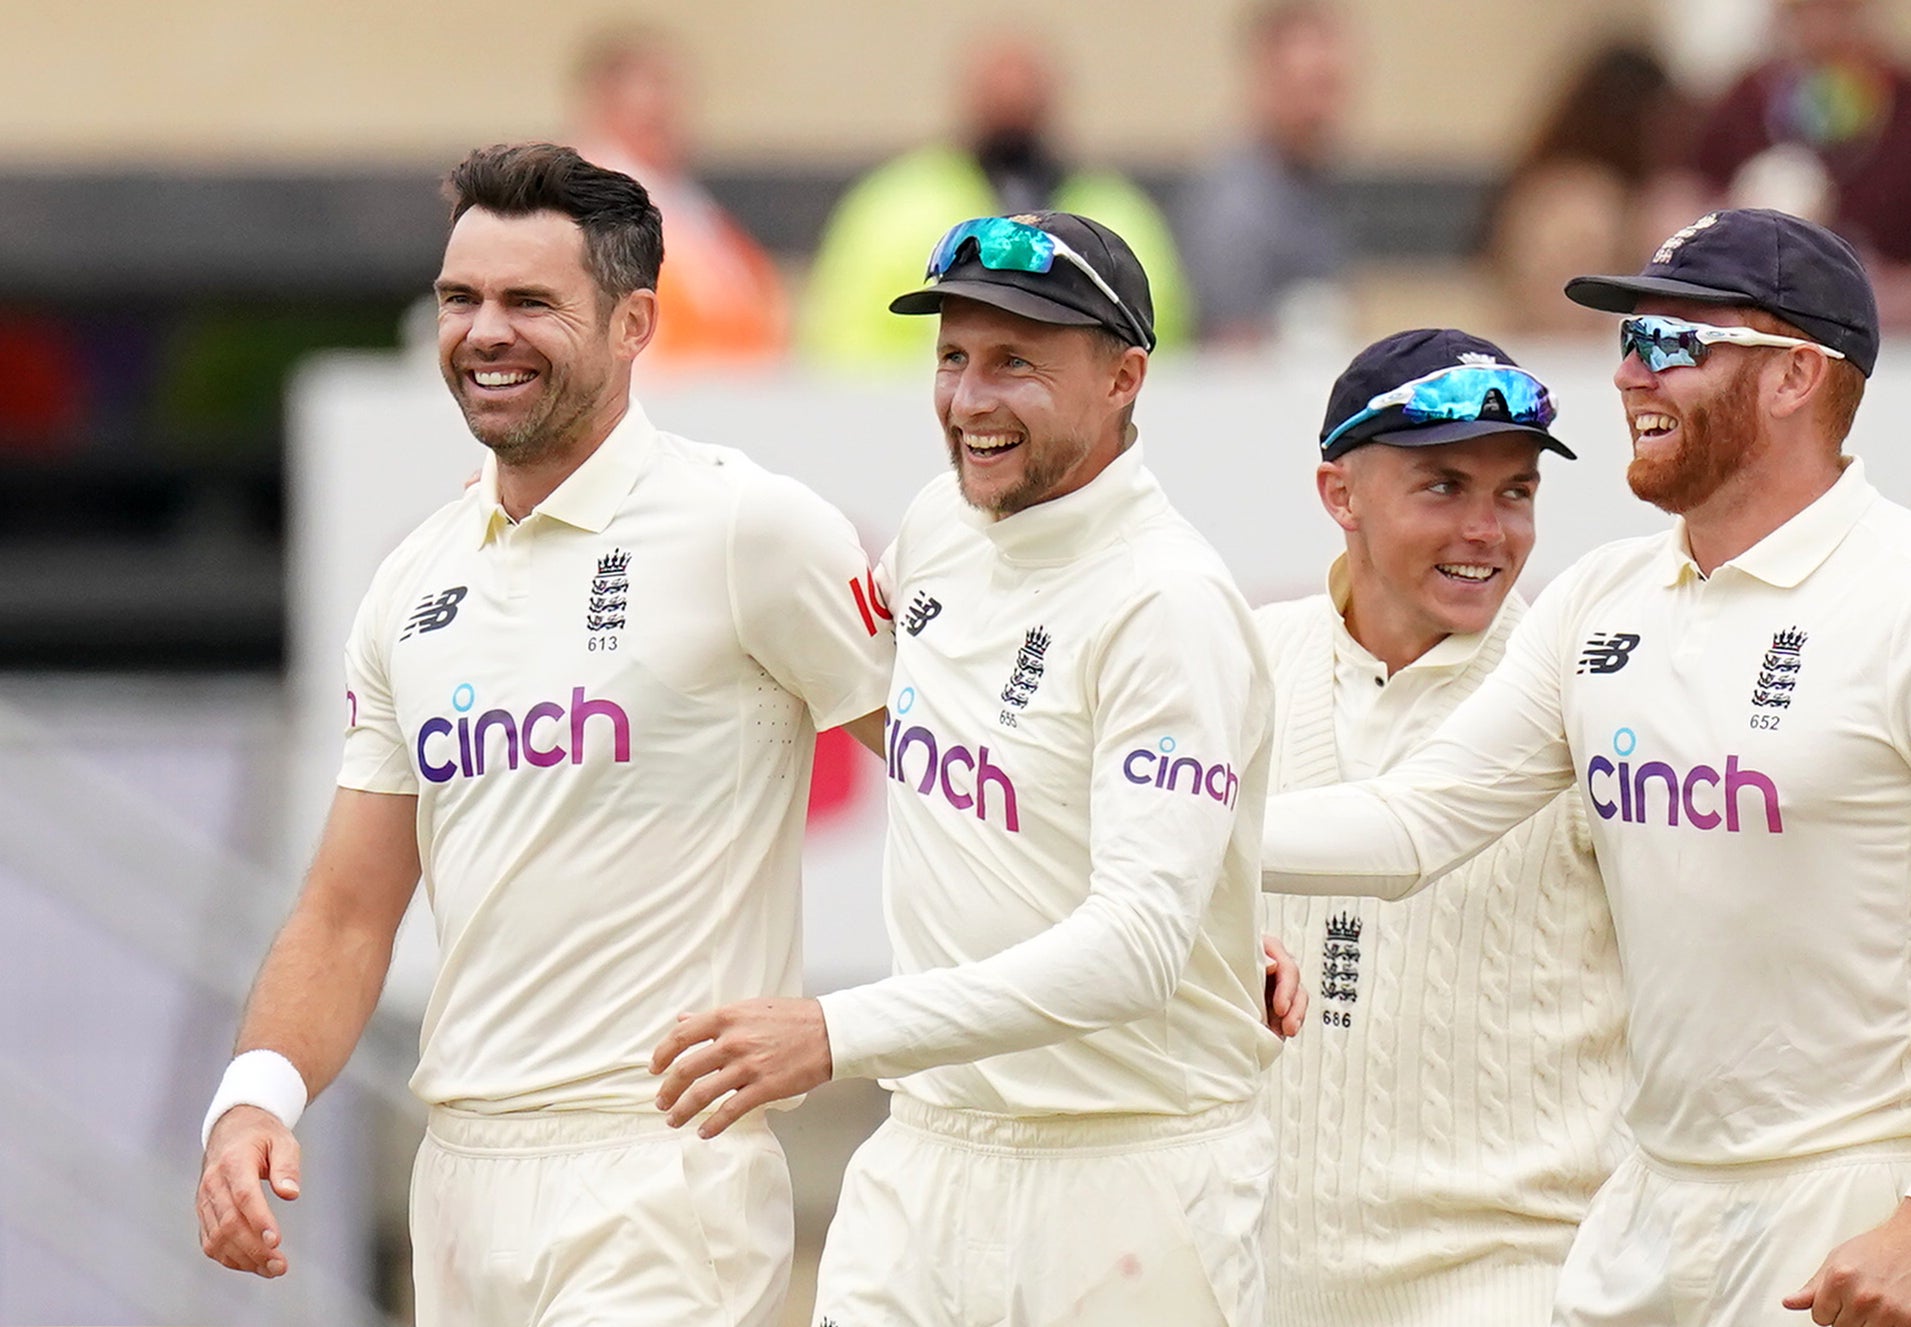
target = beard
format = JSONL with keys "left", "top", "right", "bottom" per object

{"left": 947, "top": 427, "right": 1094, "bottom": 518}
{"left": 449, "top": 355, "right": 613, "bottom": 467}
{"left": 1627, "top": 359, "right": 1762, "bottom": 514}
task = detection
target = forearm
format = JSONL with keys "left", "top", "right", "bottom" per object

{"left": 1261, "top": 783, "right": 1426, "bottom": 899}
{"left": 819, "top": 890, "right": 1190, "bottom": 1081}
{"left": 234, "top": 896, "right": 401, "bottom": 1100}
{"left": 227, "top": 788, "right": 419, "bottom": 1103}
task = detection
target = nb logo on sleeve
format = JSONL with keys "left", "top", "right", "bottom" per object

{"left": 402, "top": 586, "right": 468, "bottom": 640}
{"left": 1577, "top": 632, "right": 1641, "bottom": 674}
{"left": 903, "top": 592, "right": 944, "bottom": 637}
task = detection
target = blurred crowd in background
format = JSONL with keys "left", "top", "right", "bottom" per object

{"left": 0, "top": 0, "right": 1906, "bottom": 673}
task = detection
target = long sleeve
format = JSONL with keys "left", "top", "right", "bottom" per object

{"left": 820, "top": 577, "right": 1263, "bottom": 1081}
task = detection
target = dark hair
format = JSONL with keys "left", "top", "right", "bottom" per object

{"left": 444, "top": 143, "right": 664, "bottom": 301}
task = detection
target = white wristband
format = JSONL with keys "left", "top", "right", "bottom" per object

{"left": 201, "top": 1049, "right": 309, "bottom": 1150}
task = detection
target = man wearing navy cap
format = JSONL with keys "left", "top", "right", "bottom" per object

{"left": 657, "top": 213, "right": 1289, "bottom": 1325}
{"left": 1258, "top": 329, "right": 1626, "bottom": 1325}
{"left": 1260, "top": 209, "right": 1911, "bottom": 1325}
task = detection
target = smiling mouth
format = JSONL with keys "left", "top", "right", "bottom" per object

{"left": 466, "top": 368, "right": 538, "bottom": 391}
{"left": 1436, "top": 563, "right": 1499, "bottom": 583}
{"left": 960, "top": 431, "right": 1024, "bottom": 461}
{"left": 1632, "top": 411, "right": 1678, "bottom": 443}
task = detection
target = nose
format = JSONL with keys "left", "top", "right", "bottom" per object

{"left": 466, "top": 297, "right": 514, "bottom": 351}
{"left": 1613, "top": 350, "right": 1655, "bottom": 392}
{"left": 945, "top": 361, "right": 996, "bottom": 423}
{"left": 1459, "top": 494, "right": 1505, "bottom": 547}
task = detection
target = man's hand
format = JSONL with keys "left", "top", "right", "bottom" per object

{"left": 1264, "top": 935, "right": 1307, "bottom": 1039}
{"left": 1784, "top": 1199, "right": 1911, "bottom": 1324}
{"left": 650, "top": 998, "right": 832, "bottom": 1138}
{"left": 196, "top": 1106, "right": 302, "bottom": 1278}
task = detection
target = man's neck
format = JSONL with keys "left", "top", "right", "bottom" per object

{"left": 1340, "top": 595, "right": 1447, "bottom": 678}
{"left": 494, "top": 400, "right": 629, "bottom": 521}
{"left": 1681, "top": 455, "right": 1845, "bottom": 577}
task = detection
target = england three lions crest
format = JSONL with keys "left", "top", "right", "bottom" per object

{"left": 997, "top": 626, "right": 1051, "bottom": 727}
{"left": 1751, "top": 626, "right": 1806, "bottom": 710}
{"left": 588, "top": 549, "right": 629, "bottom": 638}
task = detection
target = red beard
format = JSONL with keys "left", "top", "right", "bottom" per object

{"left": 1627, "top": 358, "right": 1763, "bottom": 514}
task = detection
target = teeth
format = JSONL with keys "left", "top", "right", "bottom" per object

{"left": 474, "top": 370, "right": 534, "bottom": 387}
{"left": 964, "top": 433, "right": 1021, "bottom": 454}
{"left": 1633, "top": 412, "right": 1677, "bottom": 436}
{"left": 1437, "top": 564, "right": 1495, "bottom": 581}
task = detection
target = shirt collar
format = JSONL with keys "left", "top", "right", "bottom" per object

{"left": 1325, "top": 552, "right": 1517, "bottom": 675}
{"left": 474, "top": 400, "right": 658, "bottom": 547}
{"left": 1655, "top": 456, "right": 1875, "bottom": 588}
{"left": 974, "top": 440, "right": 1167, "bottom": 565}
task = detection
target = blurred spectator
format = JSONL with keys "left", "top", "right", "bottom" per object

{"left": 1482, "top": 44, "right": 1697, "bottom": 334}
{"left": 567, "top": 26, "right": 789, "bottom": 367}
{"left": 1173, "top": 3, "right": 1352, "bottom": 349}
{"left": 1688, "top": 0, "right": 1911, "bottom": 326}
{"left": 800, "top": 37, "right": 1189, "bottom": 366}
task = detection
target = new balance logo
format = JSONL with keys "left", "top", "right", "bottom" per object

{"left": 1577, "top": 632, "right": 1641, "bottom": 674}
{"left": 903, "top": 591, "right": 943, "bottom": 637}
{"left": 402, "top": 586, "right": 468, "bottom": 639}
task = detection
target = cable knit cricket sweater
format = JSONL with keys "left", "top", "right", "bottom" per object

{"left": 1259, "top": 583, "right": 1626, "bottom": 1327}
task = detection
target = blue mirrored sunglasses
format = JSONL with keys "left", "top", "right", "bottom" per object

{"left": 1321, "top": 363, "right": 1557, "bottom": 455}
{"left": 925, "top": 217, "right": 1152, "bottom": 349}
{"left": 1618, "top": 314, "right": 1846, "bottom": 372}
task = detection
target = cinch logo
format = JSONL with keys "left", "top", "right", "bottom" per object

{"left": 884, "top": 687, "right": 1019, "bottom": 831}
{"left": 1585, "top": 726, "right": 1781, "bottom": 833}
{"left": 1121, "top": 737, "right": 1239, "bottom": 809}
{"left": 415, "top": 684, "right": 631, "bottom": 784}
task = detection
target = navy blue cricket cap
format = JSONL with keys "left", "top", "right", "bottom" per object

{"left": 1319, "top": 328, "right": 1575, "bottom": 463}
{"left": 889, "top": 211, "right": 1157, "bottom": 351}
{"left": 1564, "top": 208, "right": 1879, "bottom": 376}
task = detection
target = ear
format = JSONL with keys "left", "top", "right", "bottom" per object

{"left": 1767, "top": 345, "right": 1832, "bottom": 423}
{"left": 1108, "top": 345, "right": 1148, "bottom": 412}
{"left": 1317, "top": 460, "right": 1358, "bottom": 532}
{"left": 612, "top": 288, "right": 660, "bottom": 361}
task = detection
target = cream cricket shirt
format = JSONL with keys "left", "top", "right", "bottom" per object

{"left": 817, "top": 444, "right": 1279, "bottom": 1117}
{"left": 1264, "top": 460, "right": 1911, "bottom": 1167}
{"left": 1259, "top": 564, "right": 1625, "bottom": 1321}
{"left": 338, "top": 403, "right": 892, "bottom": 1113}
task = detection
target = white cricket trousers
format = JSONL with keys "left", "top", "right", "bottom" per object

{"left": 1552, "top": 1140, "right": 1911, "bottom": 1327}
{"left": 410, "top": 1106, "right": 793, "bottom": 1327}
{"left": 812, "top": 1092, "right": 1276, "bottom": 1327}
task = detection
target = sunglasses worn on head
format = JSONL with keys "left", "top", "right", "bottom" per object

{"left": 926, "top": 217, "right": 1151, "bottom": 349}
{"left": 1321, "top": 363, "right": 1557, "bottom": 455}
{"left": 1618, "top": 314, "right": 1847, "bottom": 373}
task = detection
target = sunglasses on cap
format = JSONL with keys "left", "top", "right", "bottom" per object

{"left": 926, "top": 217, "right": 1151, "bottom": 349}
{"left": 1321, "top": 362, "right": 1557, "bottom": 455}
{"left": 1618, "top": 314, "right": 1847, "bottom": 373}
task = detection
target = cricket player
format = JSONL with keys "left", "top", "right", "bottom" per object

{"left": 653, "top": 211, "right": 1284, "bottom": 1325}
{"left": 1260, "top": 327, "right": 1626, "bottom": 1325}
{"left": 194, "top": 144, "right": 892, "bottom": 1327}
{"left": 1261, "top": 209, "right": 1911, "bottom": 1327}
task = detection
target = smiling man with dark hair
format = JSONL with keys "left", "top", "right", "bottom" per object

{"left": 194, "top": 143, "right": 891, "bottom": 1327}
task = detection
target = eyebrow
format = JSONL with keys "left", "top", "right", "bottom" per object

{"left": 1414, "top": 463, "right": 1542, "bottom": 485}
{"left": 432, "top": 279, "right": 563, "bottom": 302}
